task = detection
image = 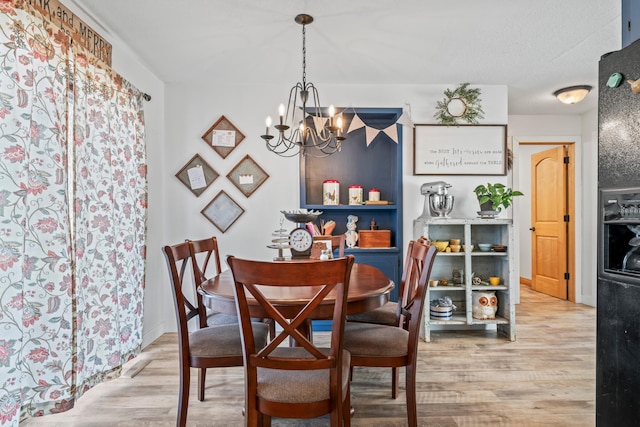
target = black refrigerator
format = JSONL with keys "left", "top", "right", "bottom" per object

{"left": 597, "top": 38, "right": 640, "bottom": 425}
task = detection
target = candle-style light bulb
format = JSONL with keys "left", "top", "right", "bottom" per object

{"left": 265, "top": 116, "right": 272, "bottom": 135}
{"left": 278, "top": 104, "right": 285, "bottom": 125}
{"left": 328, "top": 104, "right": 335, "bottom": 128}
{"left": 336, "top": 116, "right": 343, "bottom": 136}
{"left": 299, "top": 122, "right": 305, "bottom": 142}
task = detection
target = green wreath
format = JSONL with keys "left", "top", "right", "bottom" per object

{"left": 434, "top": 83, "right": 485, "bottom": 125}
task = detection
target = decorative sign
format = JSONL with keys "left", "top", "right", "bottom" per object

{"left": 26, "top": 0, "right": 112, "bottom": 65}
{"left": 413, "top": 124, "right": 507, "bottom": 175}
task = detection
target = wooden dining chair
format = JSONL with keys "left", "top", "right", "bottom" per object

{"left": 346, "top": 239, "right": 432, "bottom": 398}
{"left": 162, "top": 242, "right": 270, "bottom": 427}
{"left": 188, "top": 236, "right": 276, "bottom": 339}
{"left": 313, "top": 234, "right": 346, "bottom": 257}
{"left": 343, "top": 240, "right": 437, "bottom": 427}
{"left": 188, "top": 236, "right": 237, "bottom": 328}
{"left": 347, "top": 236, "right": 432, "bottom": 328}
{"left": 227, "top": 255, "right": 355, "bottom": 427}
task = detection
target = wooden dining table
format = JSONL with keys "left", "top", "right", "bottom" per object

{"left": 198, "top": 262, "right": 394, "bottom": 322}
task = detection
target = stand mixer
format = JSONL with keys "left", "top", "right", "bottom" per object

{"left": 420, "top": 181, "right": 454, "bottom": 218}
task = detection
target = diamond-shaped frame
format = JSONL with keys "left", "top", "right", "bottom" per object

{"left": 201, "top": 115, "right": 245, "bottom": 159}
{"left": 201, "top": 190, "right": 245, "bottom": 233}
{"left": 175, "top": 153, "right": 219, "bottom": 197}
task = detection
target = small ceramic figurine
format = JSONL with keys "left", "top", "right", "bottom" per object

{"left": 345, "top": 215, "right": 359, "bottom": 248}
{"left": 472, "top": 291, "right": 498, "bottom": 320}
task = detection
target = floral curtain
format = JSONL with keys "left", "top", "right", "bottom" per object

{"left": 72, "top": 51, "right": 147, "bottom": 394}
{"left": 0, "top": 2, "right": 147, "bottom": 425}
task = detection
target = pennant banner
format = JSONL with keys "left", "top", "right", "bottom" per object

{"left": 312, "top": 116, "right": 328, "bottom": 133}
{"left": 382, "top": 123, "right": 399, "bottom": 144}
{"left": 396, "top": 111, "right": 415, "bottom": 128}
{"left": 344, "top": 110, "right": 407, "bottom": 146}
{"left": 365, "top": 126, "right": 379, "bottom": 146}
{"left": 347, "top": 113, "right": 366, "bottom": 134}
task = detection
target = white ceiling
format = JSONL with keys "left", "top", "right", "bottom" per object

{"left": 70, "top": 0, "right": 621, "bottom": 115}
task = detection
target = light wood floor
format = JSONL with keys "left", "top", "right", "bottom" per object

{"left": 23, "top": 285, "right": 596, "bottom": 426}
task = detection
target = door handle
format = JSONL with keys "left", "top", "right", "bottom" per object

{"left": 529, "top": 227, "right": 535, "bottom": 231}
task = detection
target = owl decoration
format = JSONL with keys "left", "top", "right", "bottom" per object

{"left": 472, "top": 291, "right": 498, "bottom": 320}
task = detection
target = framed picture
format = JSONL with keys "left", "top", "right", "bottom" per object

{"left": 201, "top": 190, "right": 245, "bottom": 233}
{"left": 175, "top": 154, "right": 219, "bottom": 197}
{"left": 413, "top": 124, "right": 507, "bottom": 175}
{"left": 226, "top": 155, "right": 269, "bottom": 197}
{"left": 201, "top": 115, "right": 245, "bottom": 159}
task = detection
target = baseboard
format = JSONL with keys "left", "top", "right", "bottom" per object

{"left": 142, "top": 321, "right": 165, "bottom": 349}
{"left": 520, "top": 277, "right": 532, "bottom": 287}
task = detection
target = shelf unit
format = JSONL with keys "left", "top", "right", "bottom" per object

{"left": 414, "top": 217, "right": 516, "bottom": 342}
{"left": 300, "top": 107, "right": 403, "bottom": 302}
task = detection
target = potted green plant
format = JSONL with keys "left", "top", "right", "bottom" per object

{"left": 473, "top": 183, "right": 524, "bottom": 213}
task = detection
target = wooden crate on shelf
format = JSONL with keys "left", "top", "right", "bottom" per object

{"left": 359, "top": 230, "right": 391, "bottom": 248}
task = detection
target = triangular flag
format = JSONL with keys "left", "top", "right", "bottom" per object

{"left": 312, "top": 116, "right": 328, "bottom": 132}
{"left": 397, "top": 111, "right": 415, "bottom": 128}
{"left": 365, "top": 126, "right": 380, "bottom": 146}
{"left": 347, "top": 113, "right": 366, "bottom": 134}
{"left": 382, "top": 123, "right": 399, "bottom": 144}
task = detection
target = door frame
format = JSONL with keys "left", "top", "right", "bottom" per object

{"left": 513, "top": 136, "right": 581, "bottom": 303}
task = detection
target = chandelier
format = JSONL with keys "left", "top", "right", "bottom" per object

{"left": 261, "top": 14, "right": 345, "bottom": 158}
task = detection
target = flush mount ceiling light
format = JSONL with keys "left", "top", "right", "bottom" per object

{"left": 553, "top": 85, "right": 592, "bottom": 104}
{"left": 261, "top": 14, "right": 345, "bottom": 158}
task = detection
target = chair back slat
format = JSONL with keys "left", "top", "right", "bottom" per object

{"left": 187, "top": 237, "right": 223, "bottom": 328}
{"left": 395, "top": 240, "right": 438, "bottom": 329}
{"left": 162, "top": 242, "right": 196, "bottom": 356}
{"left": 228, "top": 256, "right": 355, "bottom": 370}
{"left": 404, "top": 241, "right": 437, "bottom": 357}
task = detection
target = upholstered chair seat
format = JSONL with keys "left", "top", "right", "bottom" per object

{"left": 346, "top": 302, "right": 398, "bottom": 326}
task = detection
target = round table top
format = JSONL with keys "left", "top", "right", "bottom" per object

{"left": 199, "top": 263, "right": 394, "bottom": 319}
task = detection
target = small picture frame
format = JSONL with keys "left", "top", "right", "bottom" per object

{"left": 226, "top": 155, "right": 269, "bottom": 198}
{"left": 201, "top": 190, "right": 245, "bottom": 233}
{"left": 201, "top": 115, "right": 245, "bottom": 159}
{"left": 175, "top": 154, "right": 219, "bottom": 197}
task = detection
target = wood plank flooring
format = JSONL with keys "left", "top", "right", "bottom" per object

{"left": 23, "top": 285, "right": 596, "bottom": 426}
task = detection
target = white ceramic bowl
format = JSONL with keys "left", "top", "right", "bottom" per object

{"left": 478, "top": 243, "right": 492, "bottom": 252}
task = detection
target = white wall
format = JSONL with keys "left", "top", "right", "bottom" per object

{"left": 509, "top": 114, "right": 597, "bottom": 306}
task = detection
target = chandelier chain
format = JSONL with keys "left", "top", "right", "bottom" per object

{"left": 302, "top": 24, "right": 306, "bottom": 88}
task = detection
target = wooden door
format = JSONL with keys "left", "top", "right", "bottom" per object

{"left": 531, "top": 146, "right": 569, "bottom": 299}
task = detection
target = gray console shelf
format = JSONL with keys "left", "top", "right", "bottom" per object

{"left": 414, "top": 217, "right": 516, "bottom": 342}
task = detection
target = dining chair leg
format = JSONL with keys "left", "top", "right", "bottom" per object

{"left": 197, "top": 368, "right": 206, "bottom": 401}
{"left": 392, "top": 367, "right": 399, "bottom": 399}
{"left": 343, "top": 383, "right": 351, "bottom": 427}
{"left": 405, "top": 363, "right": 418, "bottom": 427}
{"left": 177, "top": 364, "right": 189, "bottom": 427}
{"left": 246, "top": 408, "right": 259, "bottom": 427}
